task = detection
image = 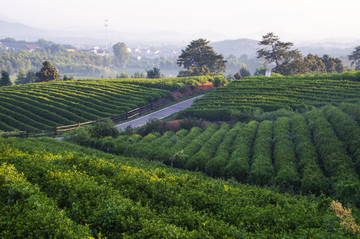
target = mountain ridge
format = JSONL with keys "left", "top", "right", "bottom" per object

{"left": 0, "top": 19, "right": 359, "bottom": 57}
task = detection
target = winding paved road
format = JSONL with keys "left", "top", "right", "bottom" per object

{"left": 115, "top": 95, "right": 204, "bottom": 131}
{"left": 55, "top": 95, "right": 203, "bottom": 140}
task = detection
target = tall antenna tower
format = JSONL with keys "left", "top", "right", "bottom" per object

{"left": 104, "top": 19, "right": 109, "bottom": 52}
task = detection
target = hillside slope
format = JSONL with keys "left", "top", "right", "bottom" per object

{"left": 181, "top": 72, "right": 360, "bottom": 121}
{"left": 0, "top": 76, "right": 215, "bottom": 132}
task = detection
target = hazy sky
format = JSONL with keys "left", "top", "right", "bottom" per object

{"left": 2, "top": 0, "right": 360, "bottom": 41}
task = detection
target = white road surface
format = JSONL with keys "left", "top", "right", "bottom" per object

{"left": 115, "top": 95, "right": 204, "bottom": 131}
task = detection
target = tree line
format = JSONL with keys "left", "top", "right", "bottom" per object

{"left": 256, "top": 33, "right": 353, "bottom": 75}
{"left": 1, "top": 34, "right": 360, "bottom": 85}
{"left": 0, "top": 60, "right": 66, "bottom": 86}
{"left": 0, "top": 46, "right": 111, "bottom": 75}
{"left": 172, "top": 35, "right": 360, "bottom": 78}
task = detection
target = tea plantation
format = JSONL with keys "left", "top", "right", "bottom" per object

{"left": 0, "top": 137, "right": 357, "bottom": 238}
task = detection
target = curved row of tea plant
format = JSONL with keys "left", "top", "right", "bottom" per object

{"left": 247, "top": 71, "right": 360, "bottom": 81}
{"left": 180, "top": 72, "right": 360, "bottom": 121}
{"left": 0, "top": 79, "right": 171, "bottom": 131}
{"left": 0, "top": 137, "right": 356, "bottom": 238}
{"left": 0, "top": 163, "right": 93, "bottom": 238}
{"left": 77, "top": 104, "right": 360, "bottom": 207}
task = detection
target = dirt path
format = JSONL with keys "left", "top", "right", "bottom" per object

{"left": 115, "top": 95, "right": 203, "bottom": 131}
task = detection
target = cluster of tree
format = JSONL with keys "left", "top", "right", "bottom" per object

{"left": 0, "top": 38, "right": 56, "bottom": 47}
{"left": 119, "top": 56, "right": 180, "bottom": 73}
{"left": 14, "top": 70, "right": 38, "bottom": 85}
{"left": 225, "top": 54, "right": 262, "bottom": 76}
{"left": 146, "top": 67, "right": 165, "bottom": 78}
{"left": 112, "top": 42, "right": 180, "bottom": 72}
{"left": 303, "top": 54, "right": 345, "bottom": 74}
{"left": 116, "top": 68, "right": 164, "bottom": 79}
{"left": 3, "top": 36, "right": 358, "bottom": 80}
{"left": 2, "top": 60, "right": 67, "bottom": 86}
{"left": 257, "top": 33, "right": 346, "bottom": 75}
{"left": 112, "top": 38, "right": 360, "bottom": 78}
{"left": 116, "top": 71, "right": 148, "bottom": 79}
{"left": 0, "top": 45, "right": 111, "bottom": 75}
{"left": 233, "top": 65, "right": 251, "bottom": 79}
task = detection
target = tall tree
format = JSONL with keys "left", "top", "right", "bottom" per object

{"left": 112, "top": 42, "right": 130, "bottom": 66}
{"left": 35, "top": 60, "right": 60, "bottom": 82}
{"left": 334, "top": 58, "right": 345, "bottom": 73}
{"left": 240, "top": 64, "right": 251, "bottom": 77}
{"left": 15, "top": 70, "right": 27, "bottom": 85}
{"left": 257, "top": 32, "right": 302, "bottom": 75}
{"left": 233, "top": 71, "right": 242, "bottom": 80}
{"left": 25, "top": 70, "right": 39, "bottom": 84}
{"left": 0, "top": 70, "right": 12, "bottom": 86}
{"left": 322, "top": 55, "right": 345, "bottom": 73}
{"left": 322, "top": 55, "right": 336, "bottom": 73}
{"left": 254, "top": 67, "right": 266, "bottom": 76}
{"left": 349, "top": 46, "right": 360, "bottom": 71}
{"left": 132, "top": 72, "right": 147, "bottom": 78}
{"left": 279, "top": 50, "right": 307, "bottom": 75}
{"left": 177, "top": 38, "right": 226, "bottom": 76}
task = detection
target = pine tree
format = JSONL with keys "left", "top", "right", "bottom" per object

{"left": 240, "top": 65, "right": 251, "bottom": 77}
{"left": 0, "top": 70, "right": 12, "bottom": 86}
{"left": 15, "top": 70, "right": 27, "bottom": 85}
{"left": 233, "top": 71, "right": 242, "bottom": 80}
{"left": 36, "top": 61, "right": 60, "bottom": 82}
{"left": 257, "top": 33, "right": 303, "bottom": 75}
{"left": 177, "top": 39, "right": 226, "bottom": 76}
{"left": 349, "top": 46, "right": 360, "bottom": 71}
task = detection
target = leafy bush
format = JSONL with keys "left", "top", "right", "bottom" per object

{"left": 89, "top": 120, "right": 120, "bottom": 139}
{"left": 65, "top": 120, "right": 119, "bottom": 147}
{"left": 0, "top": 163, "right": 93, "bottom": 238}
{"left": 64, "top": 126, "right": 94, "bottom": 147}
{"left": 179, "top": 117, "right": 203, "bottom": 130}
{"left": 137, "top": 118, "right": 166, "bottom": 136}
{"left": 212, "top": 75, "right": 227, "bottom": 87}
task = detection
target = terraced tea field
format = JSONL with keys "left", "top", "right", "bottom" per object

{"left": 0, "top": 137, "right": 356, "bottom": 238}
{"left": 182, "top": 72, "right": 360, "bottom": 120}
{"left": 0, "top": 75, "right": 224, "bottom": 132}
{"left": 83, "top": 103, "right": 360, "bottom": 208}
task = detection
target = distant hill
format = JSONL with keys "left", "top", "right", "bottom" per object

{"left": 0, "top": 19, "right": 358, "bottom": 58}
{"left": 0, "top": 20, "right": 47, "bottom": 41}
{"left": 210, "top": 38, "right": 259, "bottom": 57}
{"left": 298, "top": 46, "right": 354, "bottom": 57}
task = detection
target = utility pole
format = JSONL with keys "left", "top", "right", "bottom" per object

{"left": 104, "top": 19, "right": 109, "bottom": 52}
